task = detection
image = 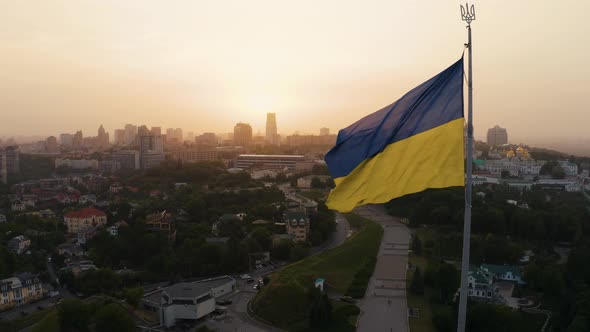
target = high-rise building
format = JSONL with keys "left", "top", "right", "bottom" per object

{"left": 195, "top": 133, "right": 217, "bottom": 146}
{"left": 60, "top": 133, "right": 73, "bottom": 147}
{"left": 97, "top": 125, "right": 109, "bottom": 148}
{"left": 266, "top": 113, "right": 279, "bottom": 145}
{"left": 46, "top": 136, "right": 58, "bottom": 153}
{"left": 1, "top": 146, "right": 20, "bottom": 184}
{"left": 139, "top": 134, "right": 164, "bottom": 169}
{"left": 320, "top": 127, "right": 330, "bottom": 136}
{"left": 151, "top": 127, "right": 162, "bottom": 135}
{"left": 486, "top": 125, "right": 508, "bottom": 146}
{"left": 234, "top": 123, "right": 253, "bottom": 146}
{"left": 72, "top": 131, "right": 83, "bottom": 149}
{"left": 114, "top": 129, "right": 125, "bottom": 145}
{"left": 175, "top": 128, "right": 183, "bottom": 143}
{"left": 112, "top": 150, "right": 140, "bottom": 170}
{"left": 124, "top": 124, "right": 138, "bottom": 146}
{"left": 186, "top": 131, "right": 194, "bottom": 142}
{"left": 166, "top": 128, "right": 183, "bottom": 144}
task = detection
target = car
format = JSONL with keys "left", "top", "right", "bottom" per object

{"left": 240, "top": 274, "right": 251, "bottom": 280}
{"left": 216, "top": 299, "right": 232, "bottom": 305}
{"left": 48, "top": 257, "right": 52, "bottom": 263}
{"left": 253, "top": 284, "right": 259, "bottom": 290}
{"left": 340, "top": 296, "right": 356, "bottom": 304}
{"left": 246, "top": 278, "right": 255, "bottom": 283}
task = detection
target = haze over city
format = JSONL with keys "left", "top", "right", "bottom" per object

{"left": 2, "top": 0, "right": 589, "bottom": 154}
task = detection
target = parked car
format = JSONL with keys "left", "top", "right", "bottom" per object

{"left": 246, "top": 278, "right": 255, "bottom": 283}
{"left": 340, "top": 296, "right": 356, "bottom": 304}
{"left": 216, "top": 299, "right": 232, "bottom": 305}
{"left": 253, "top": 284, "right": 259, "bottom": 290}
{"left": 240, "top": 274, "right": 251, "bottom": 280}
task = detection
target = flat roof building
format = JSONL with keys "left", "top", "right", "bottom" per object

{"left": 142, "top": 276, "right": 236, "bottom": 328}
{"left": 235, "top": 154, "right": 305, "bottom": 170}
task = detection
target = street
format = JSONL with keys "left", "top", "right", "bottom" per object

{"left": 355, "top": 204, "right": 410, "bottom": 332}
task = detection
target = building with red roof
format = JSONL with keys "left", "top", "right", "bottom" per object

{"left": 64, "top": 207, "right": 107, "bottom": 234}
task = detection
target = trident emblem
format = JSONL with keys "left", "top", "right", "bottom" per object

{"left": 460, "top": 3, "right": 476, "bottom": 25}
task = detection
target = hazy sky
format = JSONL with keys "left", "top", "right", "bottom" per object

{"left": 1, "top": 0, "right": 589, "bottom": 143}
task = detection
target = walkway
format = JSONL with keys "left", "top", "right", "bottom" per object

{"left": 355, "top": 204, "right": 410, "bottom": 332}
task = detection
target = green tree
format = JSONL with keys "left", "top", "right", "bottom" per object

{"left": 309, "top": 291, "right": 333, "bottom": 328}
{"left": 411, "top": 235, "right": 422, "bottom": 254}
{"left": 58, "top": 299, "right": 91, "bottom": 332}
{"left": 94, "top": 303, "right": 135, "bottom": 332}
{"left": 410, "top": 267, "right": 424, "bottom": 295}
{"left": 438, "top": 263, "right": 459, "bottom": 304}
{"left": 123, "top": 287, "right": 144, "bottom": 307}
{"left": 311, "top": 177, "right": 324, "bottom": 189}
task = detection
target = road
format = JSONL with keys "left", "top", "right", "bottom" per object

{"left": 205, "top": 183, "right": 349, "bottom": 332}
{"left": 310, "top": 212, "right": 349, "bottom": 255}
{"left": 202, "top": 265, "right": 285, "bottom": 332}
{"left": 355, "top": 204, "right": 410, "bottom": 332}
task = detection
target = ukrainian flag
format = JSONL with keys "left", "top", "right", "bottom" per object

{"left": 325, "top": 58, "right": 465, "bottom": 212}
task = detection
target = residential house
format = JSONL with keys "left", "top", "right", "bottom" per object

{"left": 467, "top": 267, "right": 497, "bottom": 299}
{"left": 0, "top": 214, "right": 6, "bottom": 223}
{"left": 108, "top": 221, "right": 128, "bottom": 236}
{"left": 78, "top": 194, "right": 97, "bottom": 204}
{"left": 212, "top": 213, "right": 242, "bottom": 236}
{"left": 63, "top": 207, "right": 107, "bottom": 234}
{"left": 481, "top": 264, "right": 524, "bottom": 284}
{"left": 57, "top": 243, "right": 84, "bottom": 258}
{"left": 61, "top": 259, "right": 97, "bottom": 277}
{"left": 8, "top": 235, "right": 31, "bottom": 255}
{"left": 76, "top": 226, "right": 100, "bottom": 245}
{"left": 0, "top": 273, "right": 43, "bottom": 311}
{"left": 285, "top": 211, "right": 310, "bottom": 243}
{"left": 145, "top": 211, "right": 176, "bottom": 242}
{"left": 11, "top": 199, "right": 26, "bottom": 212}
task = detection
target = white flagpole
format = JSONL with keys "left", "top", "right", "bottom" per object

{"left": 457, "top": 3, "right": 475, "bottom": 332}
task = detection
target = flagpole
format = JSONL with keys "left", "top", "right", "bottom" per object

{"left": 457, "top": 3, "right": 475, "bottom": 332}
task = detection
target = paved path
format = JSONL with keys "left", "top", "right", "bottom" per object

{"left": 355, "top": 204, "right": 409, "bottom": 332}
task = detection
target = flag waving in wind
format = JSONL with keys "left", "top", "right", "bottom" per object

{"left": 325, "top": 58, "right": 465, "bottom": 212}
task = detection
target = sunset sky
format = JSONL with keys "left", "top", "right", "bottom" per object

{"left": 1, "top": 0, "right": 589, "bottom": 144}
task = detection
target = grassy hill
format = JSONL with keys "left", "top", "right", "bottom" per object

{"left": 251, "top": 214, "right": 383, "bottom": 331}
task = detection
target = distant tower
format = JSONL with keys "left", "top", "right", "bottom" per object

{"left": 266, "top": 113, "right": 279, "bottom": 145}
{"left": 486, "top": 125, "right": 508, "bottom": 146}
{"left": 234, "top": 123, "right": 253, "bottom": 146}
{"left": 139, "top": 134, "right": 164, "bottom": 169}
{"left": 97, "top": 125, "right": 109, "bottom": 148}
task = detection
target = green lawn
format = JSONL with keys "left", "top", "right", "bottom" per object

{"left": 251, "top": 214, "right": 383, "bottom": 331}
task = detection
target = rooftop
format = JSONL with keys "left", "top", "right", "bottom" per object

{"left": 162, "top": 276, "right": 235, "bottom": 299}
{"left": 64, "top": 207, "right": 106, "bottom": 219}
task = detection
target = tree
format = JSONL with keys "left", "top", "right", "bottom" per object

{"left": 311, "top": 177, "right": 323, "bottom": 189}
{"left": 123, "top": 287, "right": 144, "bottom": 307}
{"left": 438, "top": 263, "right": 459, "bottom": 304}
{"left": 411, "top": 235, "right": 422, "bottom": 254}
{"left": 309, "top": 291, "right": 333, "bottom": 328}
{"left": 250, "top": 227, "right": 273, "bottom": 252}
{"left": 410, "top": 267, "right": 424, "bottom": 295}
{"left": 94, "top": 303, "right": 135, "bottom": 332}
{"left": 58, "top": 299, "right": 91, "bottom": 332}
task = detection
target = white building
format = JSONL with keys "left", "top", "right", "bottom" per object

{"left": 55, "top": 159, "right": 99, "bottom": 170}
{"left": 477, "top": 158, "right": 545, "bottom": 177}
{"left": 558, "top": 161, "right": 579, "bottom": 176}
{"left": 481, "top": 264, "right": 524, "bottom": 284}
{"left": 142, "top": 276, "right": 236, "bottom": 328}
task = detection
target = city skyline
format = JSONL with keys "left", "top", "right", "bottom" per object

{"left": 2, "top": 1, "right": 590, "bottom": 144}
